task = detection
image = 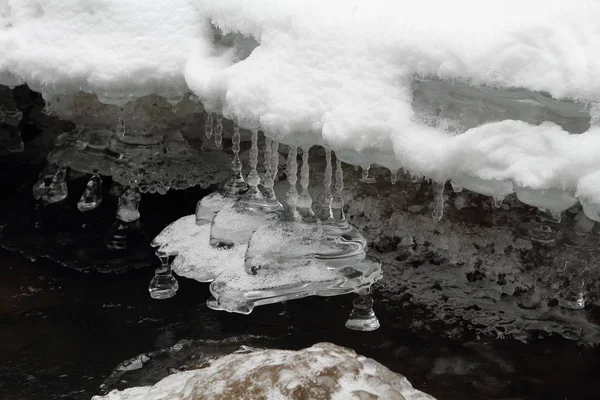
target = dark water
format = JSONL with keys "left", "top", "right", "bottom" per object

{"left": 1, "top": 248, "right": 600, "bottom": 400}
{"left": 1, "top": 161, "right": 600, "bottom": 400}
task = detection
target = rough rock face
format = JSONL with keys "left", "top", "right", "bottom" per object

{"left": 94, "top": 342, "right": 435, "bottom": 400}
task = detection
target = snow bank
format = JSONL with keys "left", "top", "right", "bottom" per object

{"left": 3, "top": 0, "right": 600, "bottom": 215}
{"left": 0, "top": 0, "right": 209, "bottom": 96}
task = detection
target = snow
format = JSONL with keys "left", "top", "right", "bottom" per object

{"left": 92, "top": 342, "right": 437, "bottom": 400}
{"left": 0, "top": 0, "right": 208, "bottom": 96}
{"left": 3, "top": 0, "right": 600, "bottom": 216}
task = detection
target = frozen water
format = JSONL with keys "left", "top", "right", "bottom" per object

{"left": 150, "top": 214, "right": 381, "bottom": 312}
{"left": 116, "top": 186, "right": 141, "bottom": 223}
{"left": 210, "top": 131, "right": 281, "bottom": 247}
{"left": 360, "top": 165, "right": 376, "bottom": 184}
{"left": 451, "top": 176, "right": 513, "bottom": 198}
{"left": 42, "top": 165, "right": 68, "bottom": 204}
{"left": 515, "top": 187, "right": 578, "bottom": 213}
{"left": 77, "top": 170, "right": 103, "bottom": 212}
{"left": 432, "top": 181, "right": 445, "bottom": 222}
{"left": 195, "top": 192, "right": 237, "bottom": 226}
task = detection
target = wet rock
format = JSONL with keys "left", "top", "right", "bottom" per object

{"left": 94, "top": 342, "right": 435, "bottom": 400}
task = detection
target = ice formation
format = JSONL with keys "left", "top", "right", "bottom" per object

{"left": 2, "top": 1, "right": 600, "bottom": 220}
{"left": 93, "top": 342, "right": 436, "bottom": 400}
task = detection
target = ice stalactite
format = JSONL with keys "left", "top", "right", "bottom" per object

{"left": 345, "top": 289, "right": 380, "bottom": 332}
{"left": 297, "top": 146, "right": 316, "bottom": 222}
{"left": 261, "top": 139, "right": 283, "bottom": 212}
{"left": 282, "top": 146, "right": 300, "bottom": 221}
{"left": 32, "top": 164, "right": 58, "bottom": 201}
{"left": 77, "top": 170, "right": 103, "bottom": 212}
{"left": 432, "top": 181, "right": 445, "bottom": 222}
{"left": 149, "top": 251, "right": 179, "bottom": 300}
{"left": 492, "top": 196, "right": 504, "bottom": 208}
{"left": 213, "top": 113, "right": 223, "bottom": 149}
{"left": 116, "top": 185, "right": 141, "bottom": 222}
{"left": 222, "top": 122, "right": 248, "bottom": 195}
{"left": 0, "top": 85, "right": 24, "bottom": 153}
{"left": 317, "top": 148, "right": 334, "bottom": 221}
{"left": 390, "top": 169, "right": 398, "bottom": 185}
{"left": 243, "top": 129, "right": 262, "bottom": 201}
{"left": 204, "top": 112, "right": 213, "bottom": 139}
{"left": 450, "top": 181, "right": 463, "bottom": 193}
{"left": 43, "top": 165, "right": 69, "bottom": 204}
{"left": 359, "top": 164, "right": 376, "bottom": 184}
{"left": 331, "top": 155, "right": 346, "bottom": 224}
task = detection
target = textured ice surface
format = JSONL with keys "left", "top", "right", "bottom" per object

{"left": 152, "top": 214, "right": 381, "bottom": 313}
{"left": 93, "top": 342, "right": 436, "bottom": 400}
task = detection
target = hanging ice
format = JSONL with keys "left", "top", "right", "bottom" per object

{"left": 42, "top": 165, "right": 69, "bottom": 204}
{"left": 209, "top": 129, "right": 280, "bottom": 248}
{"left": 77, "top": 170, "right": 103, "bottom": 212}
{"left": 117, "top": 185, "right": 141, "bottom": 222}
{"left": 432, "top": 181, "right": 445, "bottom": 222}
{"left": 244, "top": 151, "right": 367, "bottom": 276}
{"left": 148, "top": 251, "right": 179, "bottom": 300}
{"left": 204, "top": 112, "right": 214, "bottom": 139}
{"left": 359, "top": 165, "right": 376, "bottom": 184}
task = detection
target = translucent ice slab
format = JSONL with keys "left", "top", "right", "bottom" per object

{"left": 209, "top": 204, "right": 280, "bottom": 248}
{"left": 151, "top": 214, "right": 381, "bottom": 314}
{"left": 195, "top": 192, "right": 238, "bottom": 226}
{"left": 514, "top": 187, "right": 577, "bottom": 213}
{"left": 207, "top": 255, "right": 381, "bottom": 314}
{"left": 451, "top": 175, "right": 514, "bottom": 197}
{"left": 244, "top": 221, "right": 368, "bottom": 275}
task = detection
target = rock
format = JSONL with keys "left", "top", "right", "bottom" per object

{"left": 93, "top": 342, "right": 435, "bottom": 400}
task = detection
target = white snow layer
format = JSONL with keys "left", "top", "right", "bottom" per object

{"left": 92, "top": 342, "right": 437, "bottom": 400}
{"left": 3, "top": 1, "right": 600, "bottom": 210}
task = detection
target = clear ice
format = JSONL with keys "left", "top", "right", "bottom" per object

{"left": 117, "top": 185, "right": 141, "bottom": 222}
{"left": 432, "top": 181, "right": 445, "bottom": 222}
{"left": 148, "top": 251, "right": 179, "bottom": 300}
{"left": 77, "top": 170, "right": 103, "bottom": 212}
{"left": 205, "top": 112, "right": 214, "bottom": 139}
{"left": 209, "top": 130, "right": 280, "bottom": 248}
{"left": 42, "top": 165, "right": 69, "bottom": 204}
{"left": 359, "top": 165, "right": 376, "bottom": 184}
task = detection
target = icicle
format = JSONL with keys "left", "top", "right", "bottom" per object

{"left": 390, "top": 169, "right": 398, "bottom": 185}
{"left": 33, "top": 164, "right": 57, "bottom": 200}
{"left": 411, "top": 174, "right": 420, "bottom": 183}
{"left": 263, "top": 137, "right": 273, "bottom": 187}
{"left": 116, "top": 107, "right": 126, "bottom": 140}
{"left": 223, "top": 122, "right": 248, "bottom": 195}
{"left": 42, "top": 165, "right": 68, "bottom": 204}
{"left": 4, "top": 107, "right": 24, "bottom": 153}
{"left": 450, "top": 181, "right": 463, "bottom": 193}
{"left": 214, "top": 113, "right": 223, "bottom": 148}
{"left": 245, "top": 129, "right": 261, "bottom": 193}
{"left": 297, "top": 145, "right": 316, "bottom": 222}
{"left": 148, "top": 251, "right": 179, "bottom": 300}
{"left": 550, "top": 210, "right": 562, "bottom": 223}
{"left": 317, "top": 148, "right": 333, "bottom": 221}
{"left": 204, "top": 112, "right": 214, "bottom": 138}
{"left": 331, "top": 154, "right": 346, "bottom": 224}
{"left": 116, "top": 185, "right": 141, "bottom": 222}
{"left": 77, "top": 170, "right": 103, "bottom": 212}
{"left": 432, "top": 181, "right": 445, "bottom": 222}
{"left": 282, "top": 146, "right": 300, "bottom": 221}
{"left": 261, "top": 138, "right": 283, "bottom": 212}
{"left": 492, "top": 196, "right": 504, "bottom": 209}
{"left": 345, "top": 292, "right": 380, "bottom": 331}
{"left": 360, "top": 164, "right": 376, "bottom": 184}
